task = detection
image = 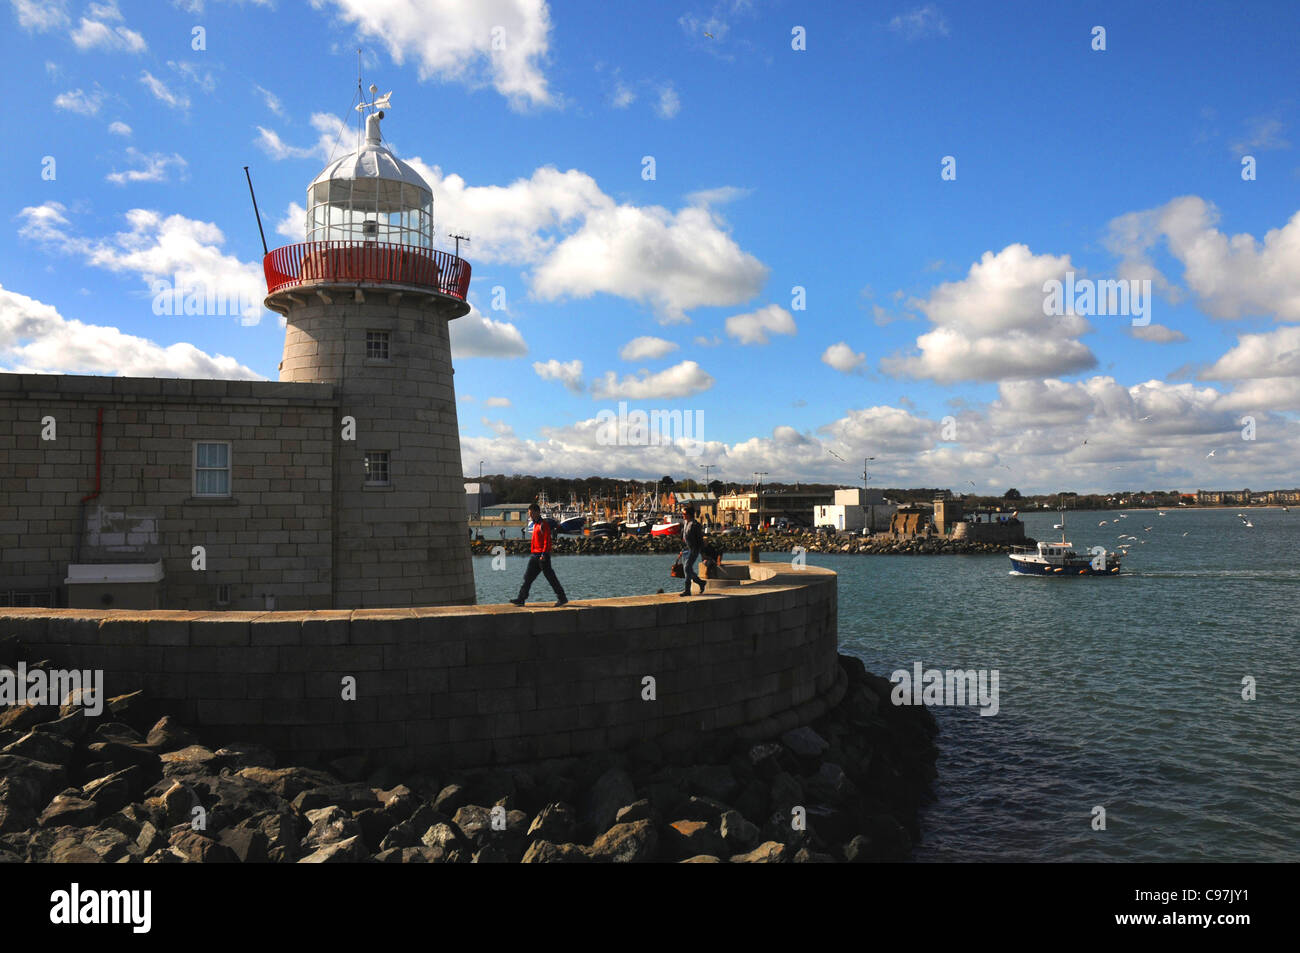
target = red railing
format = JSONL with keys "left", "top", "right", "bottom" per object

{"left": 263, "top": 241, "right": 471, "bottom": 300}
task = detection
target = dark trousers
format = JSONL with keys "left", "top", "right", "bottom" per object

{"left": 517, "top": 553, "right": 566, "bottom": 601}
{"left": 681, "top": 549, "right": 703, "bottom": 591}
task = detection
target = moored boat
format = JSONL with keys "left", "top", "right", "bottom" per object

{"left": 651, "top": 521, "right": 682, "bottom": 537}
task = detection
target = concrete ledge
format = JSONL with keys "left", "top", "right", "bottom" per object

{"left": 3, "top": 563, "right": 838, "bottom": 768}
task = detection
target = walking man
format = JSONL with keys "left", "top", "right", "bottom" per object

{"left": 510, "top": 503, "right": 569, "bottom": 607}
{"left": 680, "top": 505, "right": 705, "bottom": 597}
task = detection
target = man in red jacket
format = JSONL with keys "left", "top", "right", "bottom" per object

{"left": 510, "top": 503, "right": 569, "bottom": 607}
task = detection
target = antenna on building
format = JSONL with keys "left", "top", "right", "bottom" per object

{"left": 243, "top": 166, "right": 268, "bottom": 256}
{"left": 449, "top": 231, "right": 471, "bottom": 257}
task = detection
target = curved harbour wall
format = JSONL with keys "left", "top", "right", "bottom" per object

{"left": 1, "top": 564, "right": 840, "bottom": 767}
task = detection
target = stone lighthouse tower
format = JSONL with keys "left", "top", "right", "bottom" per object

{"left": 263, "top": 99, "right": 475, "bottom": 608}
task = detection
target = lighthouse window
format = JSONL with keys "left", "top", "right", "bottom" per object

{"left": 364, "top": 451, "right": 390, "bottom": 486}
{"left": 366, "top": 331, "right": 390, "bottom": 361}
{"left": 193, "top": 442, "right": 232, "bottom": 497}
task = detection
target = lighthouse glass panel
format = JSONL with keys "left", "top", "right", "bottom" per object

{"left": 306, "top": 178, "right": 433, "bottom": 248}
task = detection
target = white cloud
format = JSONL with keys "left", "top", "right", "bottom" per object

{"left": 821, "top": 341, "right": 866, "bottom": 373}
{"left": 71, "top": 1, "right": 146, "bottom": 53}
{"left": 530, "top": 202, "right": 767, "bottom": 324}
{"left": 105, "top": 148, "right": 188, "bottom": 185}
{"left": 655, "top": 84, "right": 680, "bottom": 119}
{"left": 17, "top": 202, "right": 267, "bottom": 325}
{"left": 1202, "top": 325, "right": 1300, "bottom": 380}
{"left": 13, "top": 0, "right": 70, "bottom": 31}
{"left": 404, "top": 159, "right": 768, "bottom": 323}
{"left": 481, "top": 416, "right": 514, "bottom": 437}
{"left": 611, "top": 81, "right": 635, "bottom": 108}
{"left": 449, "top": 307, "right": 528, "bottom": 358}
{"left": 406, "top": 162, "right": 606, "bottom": 263}
{"left": 255, "top": 112, "right": 344, "bottom": 162}
{"left": 1229, "top": 117, "right": 1290, "bottom": 154}
{"left": 0, "top": 284, "right": 263, "bottom": 379}
{"left": 686, "top": 186, "right": 751, "bottom": 208}
{"left": 887, "top": 5, "right": 950, "bottom": 39}
{"left": 254, "top": 83, "right": 283, "bottom": 115}
{"left": 140, "top": 71, "right": 190, "bottom": 110}
{"left": 590, "top": 360, "right": 714, "bottom": 399}
{"left": 53, "top": 87, "right": 104, "bottom": 115}
{"left": 533, "top": 358, "right": 584, "bottom": 392}
{"left": 484, "top": 396, "right": 511, "bottom": 407}
{"left": 881, "top": 243, "right": 1096, "bottom": 383}
{"left": 1105, "top": 197, "right": 1300, "bottom": 321}
{"left": 620, "top": 335, "right": 679, "bottom": 361}
{"left": 1128, "top": 322, "right": 1187, "bottom": 343}
{"left": 172, "top": 0, "right": 273, "bottom": 12}
{"left": 725, "top": 303, "right": 797, "bottom": 345}
{"left": 168, "top": 60, "right": 216, "bottom": 94}
{"left": 319, "top": 0, "right": 555, "bottom": 109}
{"left": 275, "top": 202, "right": 305, "bottom": 241}
{"left": 107, "top": 120, "right": 131, "bottom": 136}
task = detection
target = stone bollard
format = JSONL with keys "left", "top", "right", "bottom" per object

{"left": 749, "top": 543, "right": 760, "bottom": 563}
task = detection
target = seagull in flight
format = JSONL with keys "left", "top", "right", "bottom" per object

{"left": 826, "top": 448, "right": 845, "bottom": 462}
{"left": 1139, "top": 415, "right": 1152, "bottom": 421}
{"left": 1099, "top": 520, "right": 1109, "bottom": 526}
{"left": 704, "top": 31, "right": 714, "bottom": 38}
{"left": 1206, "top": 449, "right": 1217, "bottom": 458}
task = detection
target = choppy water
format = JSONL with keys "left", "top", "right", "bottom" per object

{"left": 472, "top": 507, "right": 1300, "bottom": 862}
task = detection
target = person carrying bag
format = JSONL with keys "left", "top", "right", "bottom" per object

{"left": 679, "top": 505, "right": 705, "bottom": 597}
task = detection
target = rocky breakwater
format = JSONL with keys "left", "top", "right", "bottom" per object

{"left": 0, "top": 646, "right": 937, "bottom": 863}
{"left": 473, "top": 531, "right": 1030, "bottom": 558}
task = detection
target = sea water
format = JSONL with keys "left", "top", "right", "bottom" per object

{"left": 472, "top": 507, "right": 1300, "bottom": 862}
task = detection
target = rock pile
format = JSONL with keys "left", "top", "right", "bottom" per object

{"left": 0, "top": 652, "right": 936, "bottom": 863}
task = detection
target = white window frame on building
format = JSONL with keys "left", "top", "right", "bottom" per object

{"left": 364, "top": 451, "right": 391, "bottom": 487}
{"left": 365, "top": 330, "right": 391, "bottom": 362}
{"left": 193, "top": 441, "right": 232, "bottom": 498}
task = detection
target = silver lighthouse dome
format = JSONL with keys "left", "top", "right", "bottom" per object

{"left": 304, "top": 109, "right": 433, "bottom": 248}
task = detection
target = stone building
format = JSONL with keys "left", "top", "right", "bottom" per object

{"left": 0, "top": 106, "right": 475, "bottom": 611}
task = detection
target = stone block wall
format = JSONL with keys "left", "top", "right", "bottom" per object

{"left": 1, "top": 564, "right": 841, "bottom": 768}
{"left": 0, "top": 373, "right": 336, "bottom": 611}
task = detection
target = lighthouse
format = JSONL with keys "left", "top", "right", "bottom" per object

{"left": 263, "top": 96, "right": 475, "bottom": 608}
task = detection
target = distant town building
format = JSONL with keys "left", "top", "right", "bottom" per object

{"left": 464, "top": 482, "right": 496, "bottom": 515}
{"left": 815, "top": 488, "right": 895, "bottom": 533}
{"left": 668, "top": 491, "right": 717, "bottom": 521}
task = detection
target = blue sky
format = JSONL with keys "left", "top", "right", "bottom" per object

{"left": 3, "top": 0, "right": 1299, "bottom": 494}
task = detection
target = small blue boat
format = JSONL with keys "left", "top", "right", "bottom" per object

{"left": 1009, "top": 507, "right": 1121, "bottom": 576}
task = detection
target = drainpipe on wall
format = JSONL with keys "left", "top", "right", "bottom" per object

{"left": 72, "top": 407, "right": 104, "bottom": 566}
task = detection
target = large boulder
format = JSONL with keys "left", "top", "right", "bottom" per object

{"left": 520, "top": 840, "right": 589, "bottom": 863}
{"left": 1, "top": 730, "right": 74, "bottom": 765}
{"left": 235, "top": 766, "right": 337, "bottom": 801}
{"left": 526, "top": 802, "right": 576, "bottom": 843}
{"left": 665, "top": 819, "right": 725, "bottom": 860}
{"left": 729, "top": 841, "right": 787, "bottom": 863}
{"left": 580, "top": 767, "right": 636, "bottom": 837}
{"left": 38, "top": 795, "right": 98, "bottom": 828}
{"left": 298, "top": 835, "right": 369, "bottom": 863}
{"left": 301, "top": 806, "right": 361, "bottom": 851}
{"left": 144, "top": 715, "right": 198, "bottom": 752}
{"left": 586, "top": 819, "right": 658, "bottom": 863}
